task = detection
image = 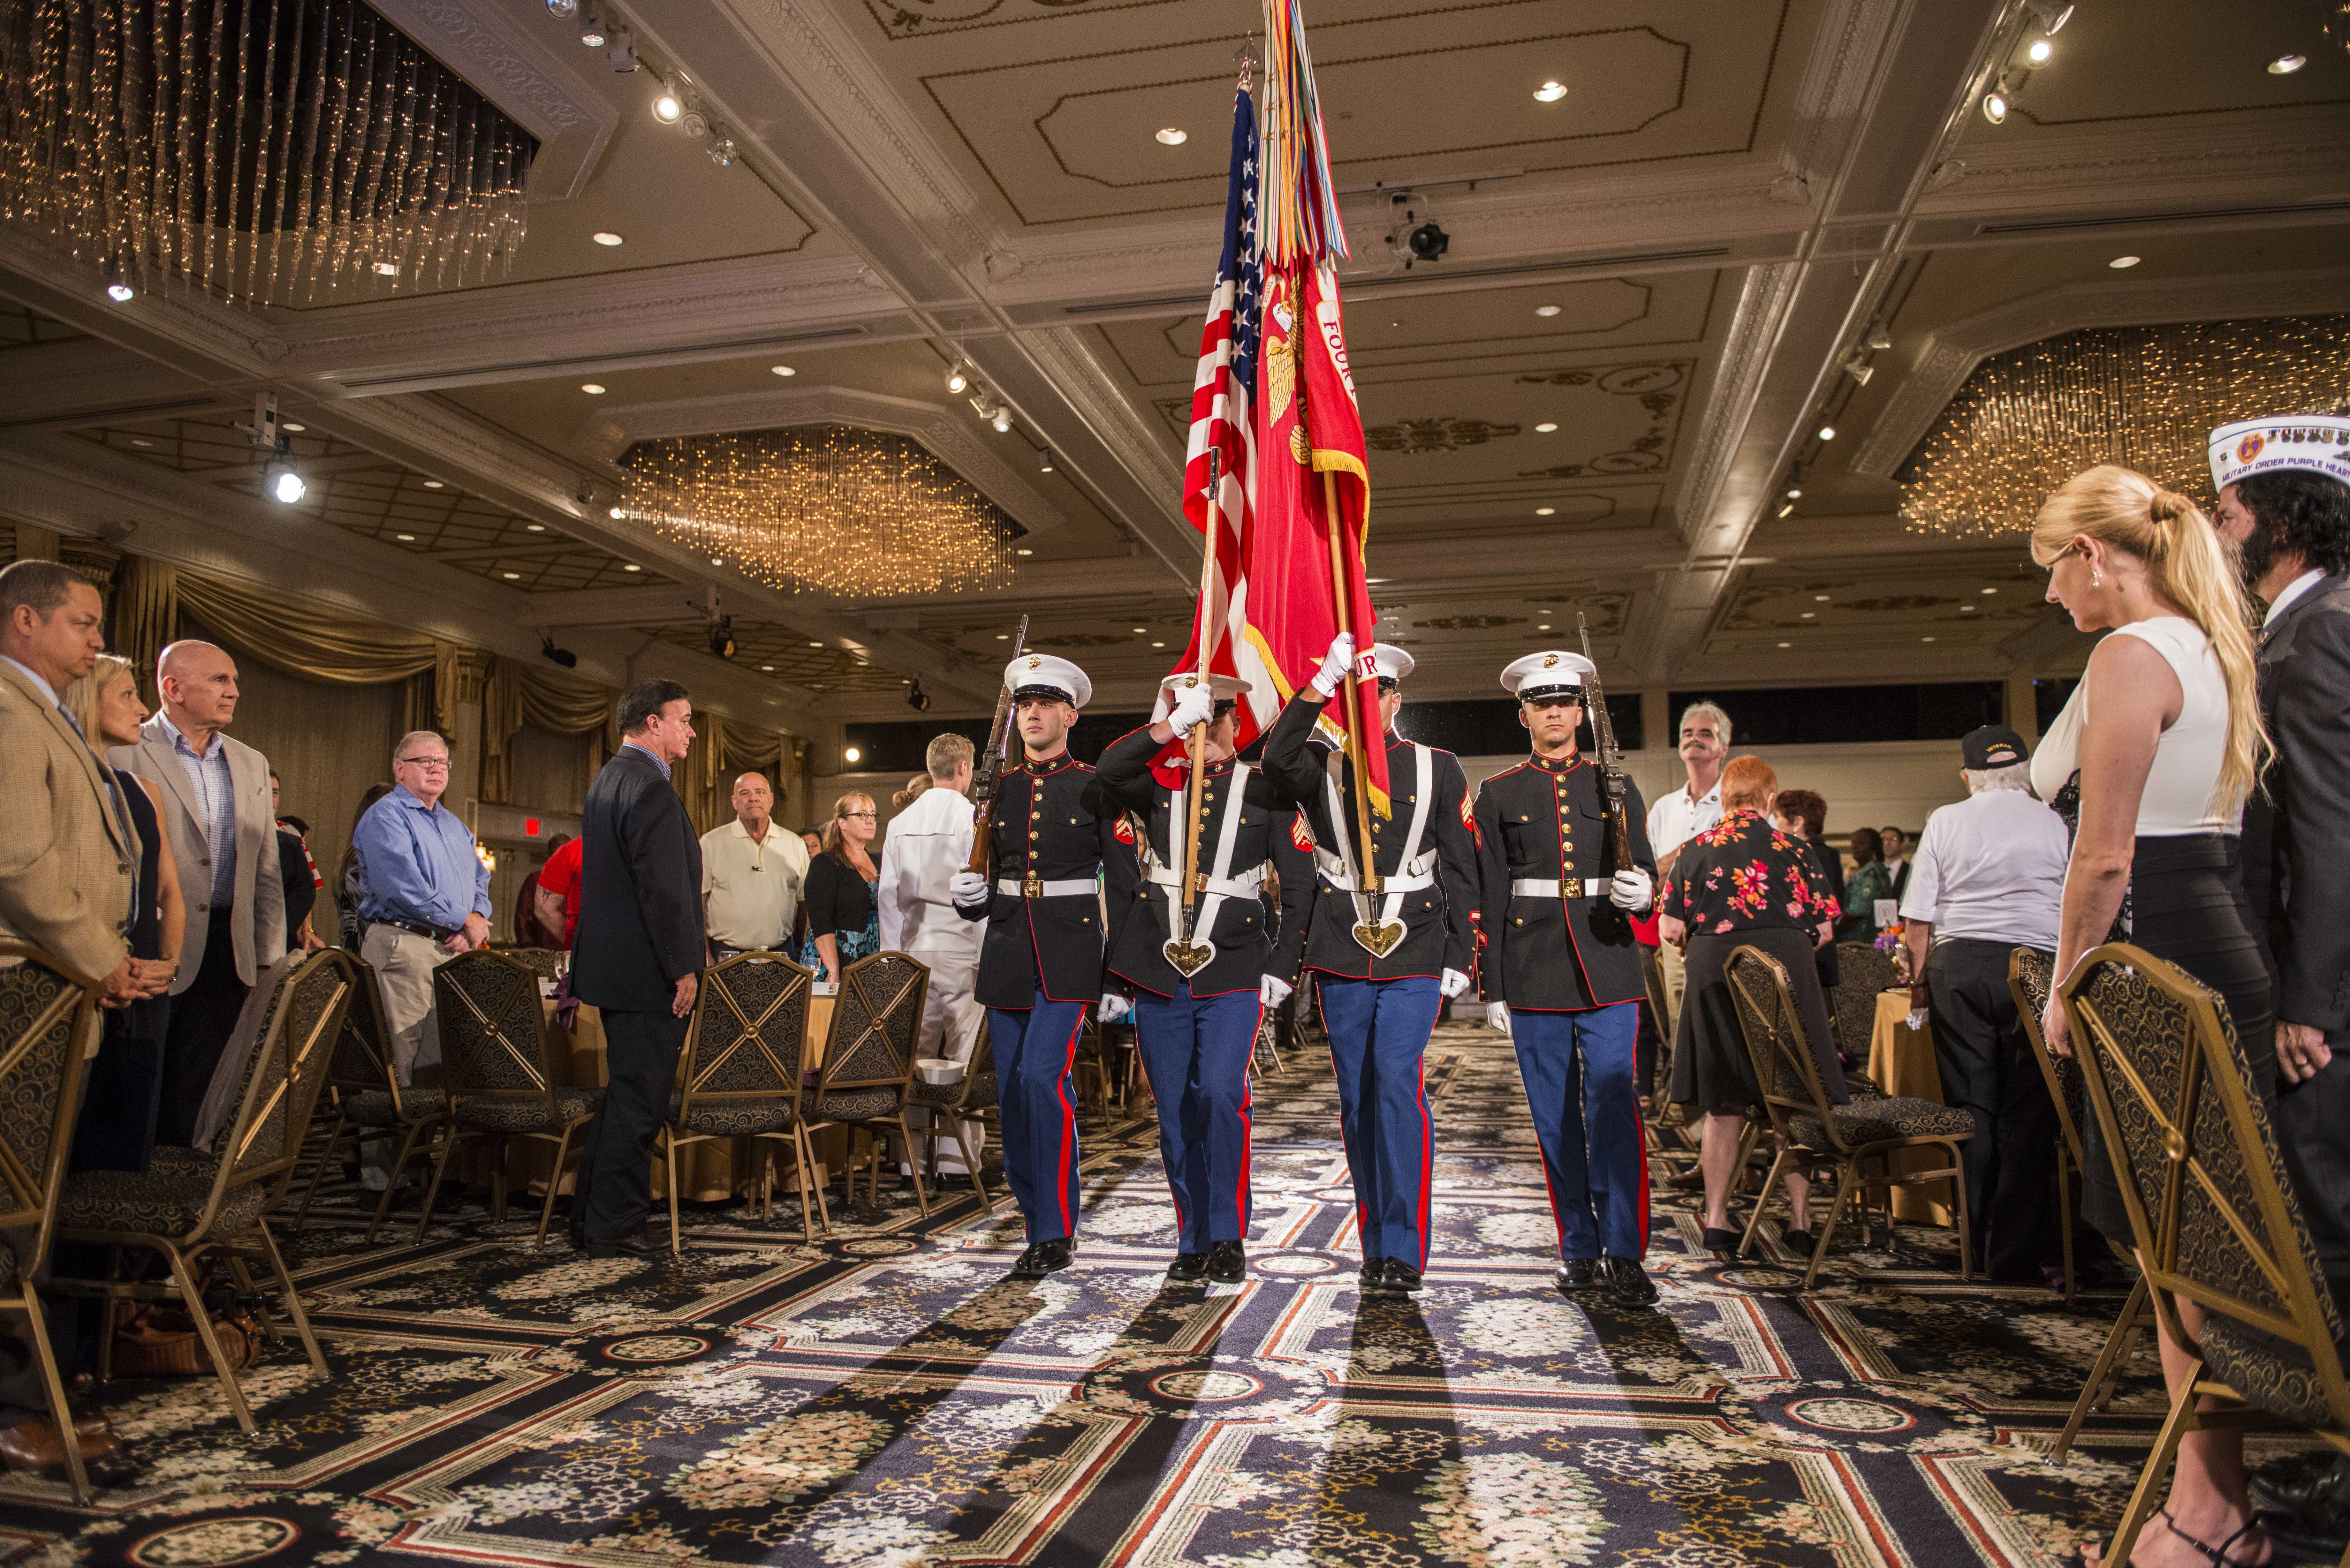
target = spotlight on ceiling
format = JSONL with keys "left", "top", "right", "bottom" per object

{"left": 1038, "top": 447, "right": 1055, "bottom": 473}
{"left": 2024, "top": 1, "right": 2073, "bottom": 33}
{"left": 945, "top": 363, "right": 970, "bottom": 395}
{"left": 1405, "top": 221, "right": 1450, "bottom": 266}
{"left": 539, "top": 634, "right": 579, "bottom": 669}
{"left": 708, "top": 132, "right": 737, "bottom": 166}
{"left": 1817, "top": 425, "right": 1837, "bottom": 441}
{"left": 609, "top": 505, "right": 625, "bottom": 519}
{"left": 2270, "top": 53, "right": 2307, "bottom": 74}
{"left": 578, "top": 6, "right": 605, "bottom": 47}
{"left": 1785, "top": 487, "right": 1802, "bottom": 499}
{"left": 1777, "top": 501, "right": 1795, "bottom": 518}
{"left": 1865, "top": 319, "right": 1892, "bottom": 350}
{"left": 709, "top": 616, "right": 736, "bottom": 660}
{"left": 991, "top": 405, "right": 1014, "bottom": 434}
{"left": 2027, "top": 37, "right": 2053, "bottom": 63}
{"left": 606, "top": 26, "right": 635, "bottom": 71}
{"left": 2109, "top": 254, "right": 2142, "bottom": 268}
{"left": 652, "top": 79, "right": 684, "bottom": 122}
{"left": 1981, "top": 88, "right": 2009, "bottom": 124}
{"left": 1533, "top": 80, "right": 1568, "bottom": 102}
{"left": 264, "top": 459, "right": 306, "bottom": 504}
{"left": 546, "top": 0, "right": 577, "bottom": 16}
{"left": 907, "top": 679, "right": 930, "bottom": 712}
{"left": 1155, "top": 127, "right": 1187, "bottom": 145}
{"left": 1842, "top": 351, "right": 1874, "bottom": 386}
{"left": 592, "top": 230, "right": 624, "bottom": 246}
{"left": 102, "top": 260, "right": 133, "bottom": 302}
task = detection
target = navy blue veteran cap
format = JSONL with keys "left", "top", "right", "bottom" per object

{"left": 1961, "top": 724, "right": 2030, "bottom": 770}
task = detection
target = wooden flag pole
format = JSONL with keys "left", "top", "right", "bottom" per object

{"left": 1323, "top": 465, "right": 1383, "bottom": 895}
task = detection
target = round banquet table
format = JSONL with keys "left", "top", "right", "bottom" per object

{"left": 1865, "top": 988, "right": 1954, "bottom": 1226}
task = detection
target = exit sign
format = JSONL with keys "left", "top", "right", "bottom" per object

{"left": 524, "top": 818, "right": 542, "bottom": 837}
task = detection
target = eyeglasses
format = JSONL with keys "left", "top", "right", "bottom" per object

{"left": 843, "top": 810, "right": 877, "bottom": 819}
{"left": 399, "top": 756, "right": 452, "bottom": 771}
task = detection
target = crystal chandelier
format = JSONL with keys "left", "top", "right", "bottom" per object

{"left": 0, "top": 0, "right": 535, "bottom": 310}
{"left": 1899, "top": 316, "right": 2350, "bottom": 537}
{"left": 616, "top": 426, "right": 1019, "bottom": 599}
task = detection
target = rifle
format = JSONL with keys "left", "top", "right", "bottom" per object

{"left": 1577, "top": 612, "right": 1636, "bottom": 874}
{"left": 964, "top": 614, "right": 1030, "bottom": 878}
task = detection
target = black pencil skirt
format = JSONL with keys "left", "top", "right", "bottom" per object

{"left": 1668, "top": 925, "right": 1850, "bottom": 1114}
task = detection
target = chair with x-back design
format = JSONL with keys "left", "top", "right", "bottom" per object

{"left": 804, "top": 951, "right": 931, "bottom": 1217}
{"left": 0, "top": 944, "right": 101, "bottom": 1501}
{"left": 291, "top": 954, "right": 447, "bottom": 1242}
{"left": 2060, "top": 943, "right": 2350, "bottom": 1568}
{"left": 414, "top": 950, "right": 600, "bottom": 1245}
{"left": 56, "top": 951, "right": 347, "bottom": 1433}
{"left": 906, "top": 1009, "right": 998, "bottom": 1213}
{"left": 1726, "top": 943, "right": 1974, "bottom": 1288}
{"left": 663, "top": 951, "right": 818, "bottom": 1250}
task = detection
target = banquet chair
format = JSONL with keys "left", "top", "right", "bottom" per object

{"left": 803, "top": 951, "right": 931, "bottom": 1217}
{"left": 0, "top": 944, "right": 102, "bottom": 1501}
{"left": 55, "top": 951, "right": 346, "bottom": 1433}
{"left": 1642, "top": 945, "right": 1699, "bottom": 1165}
{"left": 500, "top": 948, "right": 568, "bottom": 983}
{"left": 1829, "top": 941, "right": 1898, "bottom": 1069}
{"left": 907, "top": 1011, "right": 998, "bottom": 1213}
{"left": 415, "top": 951, "right": 600, "bottom": 1246}
{"left": 292, "top": 954, "right": 448, "bottom": 1243}
{"left": 662, "top": 952, "right": 819, "bottom": 1251}
{"left": 2058, "top": 943, "right": 2350, "bottom": 1568}
{"left": 2014, "top": 946, "right": 2156, "bottom": 1463}
{"left": 1725, "top": 944, "right": 1973, "bottom": 1289}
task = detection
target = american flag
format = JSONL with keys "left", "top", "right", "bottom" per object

{"left": 1164, "top": 73, "right": 1277, "bottom": 746}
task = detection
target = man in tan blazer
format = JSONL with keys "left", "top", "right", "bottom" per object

{"left": 110, "top": 639, "right": 286, "bottom": 1147}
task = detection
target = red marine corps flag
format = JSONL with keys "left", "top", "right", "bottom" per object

{"left": 1240, "top": 0, "right": 1389, "bottom": 817}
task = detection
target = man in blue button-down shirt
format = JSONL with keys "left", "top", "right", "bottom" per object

{"left": 353, "top": 730, "right": 491, "bottom": 1102}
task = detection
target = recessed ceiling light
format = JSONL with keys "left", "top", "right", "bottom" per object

{"left": 2109, "top": 255, "right": 2141, "bottom": 269}
{"left": 1155, "top": 127, "right": 1187, "bottom": 145}
{"left": 421, "top": 479, "right": 444, "bottom": 489}
{"left": 808, "top": 641, "right": 822, "bottom": 647}
{"left": 581, "top": 382, "right": 606, "bottom": 394}
{"left": 1777, "top": 641, "right": 1791, "bottom": 649}
{"left": 1814, "top": 594, "right": 1831, "bottom": 602}
{"left": 2269, "top": 53, "right": 2307, "bottom": 74}
{"left": 1537, "top": 623, "right": 1551, "bottom": 631}
{"left": 1015, "top": 547, "right": 1033, "bottom": 556}
{"left": 1535, "top": 506, "right": 1555, "bottom": 516}
{"left": 1800, "top": 611, "right": 1816, "bottom": 619}
{"left": 1533, "top": 80, "right": 1568, "bottom": 102}
{"left": 1534, "top": 304, "right": 1562, "bottom": 318}
{"left": 1961, "top": 604, "right": 1976, "bottom": 612}
{"left": 1535, "top": 422, "right": 1558, "bottom": 433}
{"left": 1922, "top": 635, "right": 1937, "bottom": 643}
{"left": 2026, "top": 37, "right": 2053, "bottom": 63}
{"left": 1132, "top": 626, "right": 1148, "bottom": 633}
{"left": 1151, "top": 641, "right": 1166, "bottom": 648}
{"left": 996, "top": 633, "right": 1009, "bottom": 640}
{"left": 395, "top": 532, "right": 416, "bottom": 541}
{"left": 770, "top": 364, "right": 796, "bottom": 376}
{"left": 709, "top": 555, "right": 724, "bottom": 564}
{"left": 592, "top": 231, "right": 624, "bottom": 246}
{"left": 280, "top": 422, "right": 304, "bottom": 433}
{"left": 128, "top": 438, "right": 152, "bottom": 447}
{"left": 526, "top": 523, "right": 546, "bottom": 532}
{"left": 623, "top": 563, "right": 641, "bottom": 571}
{"left": 502, "top": 570, "right": 522, "bottom": 579}
{"left": 1981, "top": 586, "right": 2000, "bottom": 594}
{"left": 761, "top": 664, "right": 776, "bottom": 672}
{"left": 1816, "top": 425, "right": 1836, "bottom": 441}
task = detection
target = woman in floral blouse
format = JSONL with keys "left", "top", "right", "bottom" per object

{"left": 1659, "top": 755, "right": 1848, "bottom": 1255}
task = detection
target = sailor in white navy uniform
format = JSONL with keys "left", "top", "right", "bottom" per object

{"left": 1261, "top": 633, "right": 1479, "bottom": 1295}
{"left": 1096, "top": 673, "right": 1315, "bottom": 1284}
{"left": 1473, "top": 651, "right": 1660, "bottom": 1307}
{"left": 950, "top": 654, "right": 1134, "bottom": 1281}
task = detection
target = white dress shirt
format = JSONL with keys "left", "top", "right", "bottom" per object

{"left": 1646, "top": 774, "right": 1723, "bottom": 860}
{"left": 701, "top": 817, "right": 810, "bottom": 950}
{"left": 1899, "top": 788, "right": 2070, "bottom": 950}
{"left": 877, "top": 784, "right": 984, "bottom": 958}
{"left": 2265, "top": 568, "right": 2326, "bottom": 630}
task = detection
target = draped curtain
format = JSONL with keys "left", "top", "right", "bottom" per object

{"left": 480, "top": 655, "right": 618, "bottom": 805}
{"left": 109, "top": 554, "right": 178, "bottom": 704}
{"left": 678, "top": 717, "right": 794, "bottom": 834}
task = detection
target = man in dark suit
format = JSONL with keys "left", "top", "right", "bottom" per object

{"left": 569, "top": 680, "right": 703, "bottom": 1257}
{"left": 2210, "top": 415, "right": 2350, "bottom": 1558}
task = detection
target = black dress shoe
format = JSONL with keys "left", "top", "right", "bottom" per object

{"left": 585, "top": 1232, "right": 655, "bottom": 1258}
{"left": 1381, "top": 1259, "right": 1425, "bottom": 1293}
{"left": 1166, "top": 1252, "right": 1208, "bottom": 1281}
{"left": 1780, "top": 1228, "right": 1815, "bottom": 1254}
{"left": 1009, "top": 1237, "right": 1073, "bottom": 1280}
{"left": 1557, "top": 1258, "right": 1601, "bottom": 1293}
{"left": 1207, "top": 1240, "right": 1246, "bottom": 1283}
{"left": 1357, "top": 1256, "right": 1385, "bottom": 1290}
{"left": 1603, "top": 1255, "right": 1660, "bottom": 1306}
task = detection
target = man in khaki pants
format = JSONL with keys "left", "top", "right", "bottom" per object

{"left": 1644, "top": 701, "right": 1730, "bottom": 1036}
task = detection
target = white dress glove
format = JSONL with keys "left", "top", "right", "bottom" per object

{"left": 1609, "top": 867, "right": 1654, "bottom": 912}
{"left": 1259, "top": 973, "right": 1294, "bottom": 1009}
{"left": 1168, "top": 682, "right": 1217, "bottom": 737}
{"left": 951, "top": 870, "right": 991, "bottom": 909}
{"left": 1440, "top": 967, "right": 1471, "bottom": 999}
{"left": 1098, "top": 992, "right": 1132, "bottom": 1024}
{"left": 1309, "top": 631, "right": 1357, "bottom": 699}
{"left": 1486, "top": 1001, "right": 1511, "bottom": 1035}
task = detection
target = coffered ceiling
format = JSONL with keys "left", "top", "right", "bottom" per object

{"left": 0, "top": 0, "right": 2345, "bottom": 752}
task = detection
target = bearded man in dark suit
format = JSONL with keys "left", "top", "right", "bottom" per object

{"left": 568, "top": 680, "right": 703, "bottom": 1257}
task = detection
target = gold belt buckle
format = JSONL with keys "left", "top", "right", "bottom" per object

{"left": 1560, "top": 876, "right": 1578, "bottom": 899}
{"left": 1022, "top": 872, "right": 1044, "bottom": 899}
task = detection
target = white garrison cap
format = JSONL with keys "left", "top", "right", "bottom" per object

{"left": 1161, "top": 671, "right": 1253, "bottom": 699}
{"left": 1501, "top": 650, "right": 1596, "bottom": 704}
{"left": 1006, "top": 652, "right": 1091, "bottom": 709}
{"left": 1368, "top": 643, "right": 1415, "bottom": 684}
{"left": 2210, "top": 415, "right": 2350, "bottom": 494}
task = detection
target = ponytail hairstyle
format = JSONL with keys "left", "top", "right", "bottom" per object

{"left": 892, "top": 773, "right": 932, "bottom": 810}
{"left": 2029, "top": 463, "right": 2268, "bottom": 813}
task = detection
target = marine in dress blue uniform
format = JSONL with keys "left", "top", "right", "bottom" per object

{"left": 1261, "top": 635, "right": 1478, "bottom": 1294}
{"left": 951, "top": 655, "right": 1133, "bottom": 1280}
{"left": 1474, "top": 651, "right": 1660, "bottom": 1306}
{"left": 1097, "top": 674, "right": 1315, "bottom": 1283}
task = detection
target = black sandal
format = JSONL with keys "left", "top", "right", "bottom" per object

{"left": 2154, "top": 1507, "right": 2265, "bottom": 1567}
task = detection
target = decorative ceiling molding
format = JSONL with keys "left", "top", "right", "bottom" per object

{"left": 1669, "top": 261, "right": 1806, "bottom": 556}
{"left": 367, "top": 0, "right": 619, "bottom": 202}
{"left": 1012, "top": 326, "right": 1190, "bottom": 569}
{"left": 570, "top": 384, "right": 1067, "bottom": 538}
{"left": 1848, "top": 268, "right": 2350, "bottom": 479}
{"left": 1782, "top": 0, "right": 1913, "bottom": 186}
{"left": 1923, "top": 109, "right": 2350, "bottom": 216}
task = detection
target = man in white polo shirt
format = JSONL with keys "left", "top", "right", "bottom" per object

{"left": 701, "top": 773, "right": 808, "bottom": 960}
{"left": 1644, "top": 699, "right": 1728, "bottom": 1031}
{"left": 1899, "top": 724, "right": 2070, "bottom": 1284}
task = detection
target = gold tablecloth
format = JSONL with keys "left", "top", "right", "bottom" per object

{"left": 1866, "top": 989, "right": 1954, "bottom": 1226}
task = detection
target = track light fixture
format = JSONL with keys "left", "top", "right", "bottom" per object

{"left": 1842, "top": 351, "right": 1874, "bottom": 386}
{"left": 539, "top": 634, "right": 579, "bottom": 669}
{"left": 1982, "top": 85, "right": 2010, "bottom": 125}
{"left": 264, "top": 459, "right": 306, "bottom": 504}
{"left": 679, "top": 102, "right": 709, "bottom": 139}
{"left": 709, "top": 615, "right": 736, "bottom": 660}
{"left": 606, "top": 26, "right": 635, "bottom": 72}
{"left": 578, "top": 6, "right": 606, "bottom": 47}
{"left": 907, "top": 679, "right": 930, "bottom": 712}
{"left": 946, "top": 362, "right": 970, "bottom": 395}
{"left": 102, "top": 259, "right": 133, "bottom": 302}
{"left": 707, "top": 131, "right": 737, "bottom": 166}
{"left": 652, "top": 78, "right": 683, "bottom": 123}
{"left": 2023, "top": 1, "right": 2073, "bottom": 34}
{"left": 990, "top": 404, "right": 1014, "bottom": 434}
{"left": 1038, "top": 447, "right": 1055, "bottom": 474}
{"left": 546, "top": 0, "right": 577, "bottom": 17}
{"left": 1864, "top": 319, "right": 1892, "bottom": 351}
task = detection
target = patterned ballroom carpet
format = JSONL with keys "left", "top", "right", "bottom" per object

{"left": 2, "top": 1020, "right": 2279, "bottom": 1567}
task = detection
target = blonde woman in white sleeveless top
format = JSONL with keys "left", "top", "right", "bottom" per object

{"left": 2031, "top": 464, "right": 2274, "bottom": 1568}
